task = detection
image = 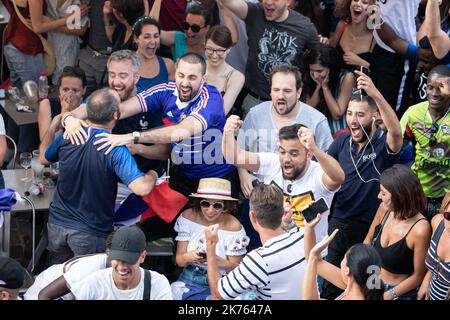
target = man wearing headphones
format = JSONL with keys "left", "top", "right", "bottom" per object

{"left": 321, "top": 70, "right": 403, "bottom": 300}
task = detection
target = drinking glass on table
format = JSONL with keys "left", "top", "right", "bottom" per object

{"left": 20, "top": 152, "right": 32, "bottom": 182}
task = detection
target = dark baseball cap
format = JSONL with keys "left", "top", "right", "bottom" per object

{"left": 108, "top": 226, "right": 147, "bottom": 265}
{"left": 0, "top": 256, "right": 25, "bottom": 290}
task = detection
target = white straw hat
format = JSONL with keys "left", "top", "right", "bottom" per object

{"left": 190, "top": 178, "right": 238, "bottom": 201}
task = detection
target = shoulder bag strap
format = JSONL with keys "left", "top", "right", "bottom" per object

{"left": 372, "top": 209, "right": 391, "bottom": 245}
{"left": 143, "top": 269, "right": 152, "bottom": 300}
{"left": 11, "top": 0, "right": 47, "bottom": 44}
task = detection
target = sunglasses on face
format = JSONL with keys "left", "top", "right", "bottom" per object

{"left": 182, "top": 21, "right": 205, "bottom": 33}
{"left": 443, "top": 211, "right": 450, "bottom": 221}
{"left": 200, "top": 200, "right": 224, "bottom": 210}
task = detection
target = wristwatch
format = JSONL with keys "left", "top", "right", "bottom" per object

{"left": 132, "top": 131, "right": 140, "bottom": 144}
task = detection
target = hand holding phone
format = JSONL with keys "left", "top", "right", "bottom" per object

{"left": 302, "top": 198, "right": 329, "bottom": 223}
{"left": 358, "top": 66, "right": 370, "bottom": 97}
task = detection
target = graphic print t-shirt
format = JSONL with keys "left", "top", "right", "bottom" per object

{"left": 244, "top": 3, "right": 319, "bottom": 99}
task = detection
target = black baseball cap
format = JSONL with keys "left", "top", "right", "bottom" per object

{"left": 107, "top": 226, "right": 147, "bottom": 265}
{"left": 0, "top": 256, "right": 25, "bottom": 290}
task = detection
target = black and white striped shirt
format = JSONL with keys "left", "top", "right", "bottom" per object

{"left": 425, "top": 220, "right": 450, "bottom": 300}
{"left": 218, "top": 228, "right": 306, "bottom": 300}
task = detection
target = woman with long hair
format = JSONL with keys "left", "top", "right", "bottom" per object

{"left": 204, "top": 25, "right": 244, "bottom": 115}
{"left": 303, "top": 215, "right": 384, "bottom": 300}
{"left": 302, "top": 44, "right": 349, "bottom": 134}
{"left": 364, "top": 164, "right": 431, "bottom": 300}
{"left": 418, "top": 191, "right": 450, "bottom": 300}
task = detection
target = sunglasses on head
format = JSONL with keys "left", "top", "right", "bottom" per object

{"left": 443, "top": 211, "right": 450, "bottom": 221}
{"left": 182, "top": 21, "right": 205, "bottom": 33}
{"left": 200, "top": 200, "right": 224, "bottom": 210}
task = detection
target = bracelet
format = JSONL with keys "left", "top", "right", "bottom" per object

{"left": 388, "top": 288, "right": 399, "bottom": 300}
{"left": 61, "top": 113, "right": 74, "bottom": 128}
{"left": 406, "top": 43, "right": 419, "bottom": 61}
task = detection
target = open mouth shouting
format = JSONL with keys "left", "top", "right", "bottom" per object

{"left": 179, "top": 86, "right": 192, "bottom": 100}
{"left": 145, "top": 45, "right": 156, "bottom": 56}
{"left": 116, "top": 268, "right": 132, "bottom": 281}
{"left": 351, "top": 7, "right": 364, "bottom": 21}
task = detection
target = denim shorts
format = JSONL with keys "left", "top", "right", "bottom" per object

{"left": 178, "top": 264, "right": 209, "bottom": 288}
{"left": 385, "top": 283, "right": 418, "bottom": 300}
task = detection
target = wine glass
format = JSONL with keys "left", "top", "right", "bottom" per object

{"left": 20, "top": 152, "right": 32, "bottom": 182}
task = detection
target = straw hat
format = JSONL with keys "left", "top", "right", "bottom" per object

{"left": 190, "top": 178, "right": 238, "bottom": 201}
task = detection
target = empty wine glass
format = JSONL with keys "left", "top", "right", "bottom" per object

{"left": 20, "top": 152, "right": 32, "bottom": 182}
{"left": 7, "top": 86, "right": 24, "bottom": 104}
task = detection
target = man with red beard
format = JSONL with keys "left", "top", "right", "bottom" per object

{"left": 321, "top": 70, "right": 403, "bottom": 300}
{"left": 222, "top": 115, "right": 345, "bottom": 251}
{"left": 107, "top": 50, "right": 170, "bottom": 179}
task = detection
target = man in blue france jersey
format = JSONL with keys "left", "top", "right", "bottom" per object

{"left": 39, "top": 88, "right": 159, "bottom": 265}
{"left": 61, "top": 52, "right": 238, "bottom": 199}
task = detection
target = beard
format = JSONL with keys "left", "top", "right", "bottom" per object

{"left": 282, "top": 156, "right": 308, "bottom": 181}
{"left": 351, "top": 122, "right": 373, "bottom": 144}
{"left": 177, "top": 84, "right": 199, "bottom": 102}
{"left": 273, "top": 99, "right": 297, "bottom": 115}
{"left": 110, "top": 83, "right": 135, "bottom": 102}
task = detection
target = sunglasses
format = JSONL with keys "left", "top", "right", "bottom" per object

{"left": 205, "top": 47, "right": 227, "bottom": 56}
{"left": 200, "top": 200, "right": 224, "bottom": 210}
{"left": 443, "top": 211, "right": 450, "bottom": 221}
{"left": 182, "top": 21, "right": 205, "bottom": 33}
{"left": 429, "top": 122, "right": 439, "bottom": 147}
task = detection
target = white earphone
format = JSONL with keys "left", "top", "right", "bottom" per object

{"left": 349, "top": 117, "right": 382, "bottom": 184}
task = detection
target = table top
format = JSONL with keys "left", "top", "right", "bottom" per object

{"left": 0, "top": 99, "right": 38, "bottom": 126}
{"left": 2, "top": 169, "right": 54, "bottom": 212}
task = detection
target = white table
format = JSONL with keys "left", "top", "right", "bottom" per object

{"left": 0, "top": 169, "right": 54, "bottom": 271}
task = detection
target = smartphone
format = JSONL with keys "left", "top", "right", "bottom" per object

{"left": 302, "top": 198, "right": 329, "bottom": 223}
{"left": 359, "top": 66, "right": 370, "bottom": 97}
{"left": 198, "top": 252, "right": 207, "bottom": 259}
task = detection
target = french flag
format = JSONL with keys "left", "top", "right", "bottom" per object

{"left": 114, "top": 180, "right": 188, "bottom": 226}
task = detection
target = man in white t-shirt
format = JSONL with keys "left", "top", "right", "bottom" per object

{"left": 223, "top": 116, "right": 345, "bottom": 244}
{"left": 71, "top": 226, "right": 172, "bottom": 300}
{"left": 25, "top": 231, "right": 116, "bottom": 300}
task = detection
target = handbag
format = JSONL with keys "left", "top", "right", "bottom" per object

{"left": 10, "top": 0, "right": 56, "bottom": 76}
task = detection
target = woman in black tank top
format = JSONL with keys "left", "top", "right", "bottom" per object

{"left": 364, "top": 165, "right": 431, "bottom": 300}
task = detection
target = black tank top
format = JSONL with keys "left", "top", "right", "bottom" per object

{"left": 335, "top": 23, "right": 374, "bottom": 72}
{"left": 373, "top": 211, "right": 425, "bottom": 275}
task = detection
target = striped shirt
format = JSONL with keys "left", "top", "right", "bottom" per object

{"left": 218, "top": 228, "right": 306, "bottom": 300}
{"left": 136, "top": 81, "right": 235, "bottom": 179}
{"left": 425, "top": 220, "right": 450, "bottom": 300}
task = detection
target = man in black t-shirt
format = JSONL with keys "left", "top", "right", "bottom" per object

{"left": 220, "top": 0, "right": 319, "bottom": 117}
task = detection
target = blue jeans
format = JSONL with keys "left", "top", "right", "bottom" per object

{"left": 46, "top": 222, "right": 106, "bottom": 266}
{"left": 3, "top": 43, "right": 42, "bottom": 152}
{"left": 3, "top": 43, "right": 45, "bottom": 87}
{"left": 385, "top": 283, "right": 418, "bottom": 300}
{"left": 178, "top": 264, "right": 209, "bottom": 288}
